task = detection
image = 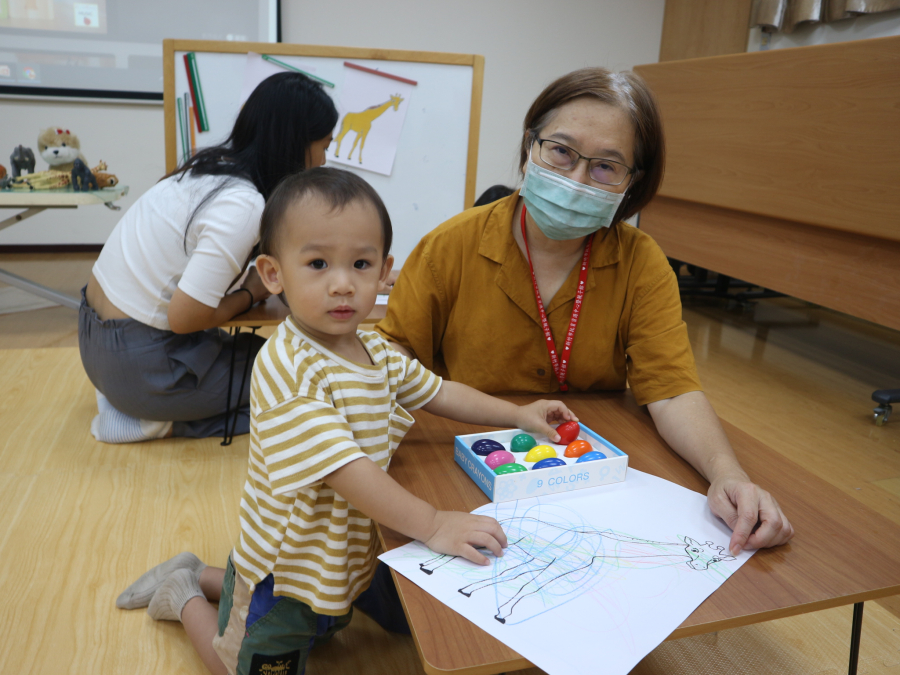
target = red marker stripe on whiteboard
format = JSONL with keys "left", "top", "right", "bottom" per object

{"left": 343, "top": 61, "right": 418, "bottom": 86}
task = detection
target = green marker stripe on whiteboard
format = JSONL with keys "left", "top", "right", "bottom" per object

{"left": 186, "top": 53, "right": 210, "bottom": 131}
{"left": 183, "top": 92, "right": 192, "bottom": 161}
{"left": 176, "top": 97, "right": 187, "bottom": 164}
{"left": 261, "top": 54, "right": 335, "bottom": 88}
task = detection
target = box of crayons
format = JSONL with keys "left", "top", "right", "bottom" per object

{"left": 454, "top": 422, "right": 628, "bottom": 503}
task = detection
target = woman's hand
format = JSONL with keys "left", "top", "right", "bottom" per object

{"left": 168, "top": 267, "right": 273, "bottom": 334}
{"left": 240, "top": 267, "right": 272, "bottom": 306}
{"left": 378, "top": 269, "right": 400, "bottom": 294}
{"left": 514, "top": 400, "right": 578, "bottom": 443}
{"left": 423, "top": 511, "right": 508, "bottom": 566}
{"left": 647, "top": 391, "right": 794, "bottom": 555}
{"left": 707, "top": 473, "right": 794, "bottom": 556}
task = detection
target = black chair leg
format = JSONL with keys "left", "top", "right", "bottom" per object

{"left": 221, "top": 326, "right": 240, "bottom": 447}
{"left": 872, "top": 389, "right": 900, "bottom": 426}
{"left": 848, "top": 602, "right": 864, "bottom": 675}
{"left": 226, "top": 326, "right": 258, "bottom": 443}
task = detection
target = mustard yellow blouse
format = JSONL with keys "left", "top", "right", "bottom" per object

{"left": 375, "top": 192, "right": 702, "bottom": 405}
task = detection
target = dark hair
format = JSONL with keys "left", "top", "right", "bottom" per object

{"left": 519, "top": 68, "right": 665, "bottom": 225}
{"left": 174, "top": 72, "right": 338, "bottom": 253}
{"left": 259, "top": 167, "right": 393, "bottom": 260}
{"left": 474, "top": 184, "right": 515, "bottom": 207}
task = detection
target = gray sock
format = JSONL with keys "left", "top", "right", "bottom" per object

{"left": 147, "top": 568, "right": 205, "bottom": 622}
{"left": 116, "top": 552, "right": 206, "bottom": 610}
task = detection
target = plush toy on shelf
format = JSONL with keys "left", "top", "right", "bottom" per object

{"left": 71, "top": 158, "right": 99, "bottom": 191}
{"left": 10, "top": 145, "right": 36, "bottom": 178}
{"left": 91, "top": 160, "right": 119, "bottom": 188}
{"left": 38, "top": 128, "right": 87, "bottom": 172}
{"left": 10, "top": 170, "right": 71, "bottom": 191}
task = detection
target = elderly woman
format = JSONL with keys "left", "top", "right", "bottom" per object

{"left": 376, "top": 68, "right": 793, "bottom": 556}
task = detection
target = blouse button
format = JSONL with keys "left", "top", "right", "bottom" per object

{"left": 537, "top": 369, "right": 545, "bottom": 376}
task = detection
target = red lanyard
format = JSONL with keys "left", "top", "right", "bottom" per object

{"left": 520, "top": 205, "right": 593, "bottom": 392}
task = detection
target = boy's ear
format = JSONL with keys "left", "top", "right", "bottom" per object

{"left": 255, "top": 254, "right": 284, "bottom": 295}
{"left": 379, "top": 254, "right": 394, "bottom": 284}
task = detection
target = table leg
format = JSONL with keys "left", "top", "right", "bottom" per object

{"left": 0, "top": 267, "right": 80, "bottom": 310}
{"left": 0, "top": 206, "right": 54, "bottom": 232}
{"left": 226, "top": 327, "right": 257, "bottom": 443}
{"left": 220, "top": 326, "right": 240, "bottom": 447}
{"left": 848, "top": 601, "right": 864, "bottom": 675}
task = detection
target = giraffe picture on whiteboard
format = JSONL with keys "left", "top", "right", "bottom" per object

{"left": 327, "top": 65, "right": 415, "bottom": 176}
{"left": 334, "top": 94, "right": 404, "bottom": 165}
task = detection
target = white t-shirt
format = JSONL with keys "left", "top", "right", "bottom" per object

{"left": 93, "top": 172, "right": 265, "bottom": 331}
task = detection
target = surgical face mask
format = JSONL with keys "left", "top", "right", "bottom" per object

{"left": 520, "top": 158, "right": 627, "bottom": 240}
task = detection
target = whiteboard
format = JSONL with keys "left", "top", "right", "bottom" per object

{"left": 164, "top": 40, "right": 483, "bottom": 266}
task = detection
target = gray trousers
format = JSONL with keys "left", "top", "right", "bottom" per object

{"left": 78, "top": 287, "right": 266, "bottom": 439}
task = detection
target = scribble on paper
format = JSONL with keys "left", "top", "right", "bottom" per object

{"left": 419, "top": 513, "right": 735, "bottom": 625}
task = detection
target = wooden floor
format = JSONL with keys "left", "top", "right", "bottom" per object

{"left": 0, "top": 253, "right": 898, "bottom": 674}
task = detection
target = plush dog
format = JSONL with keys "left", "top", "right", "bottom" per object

{"left": 91, "top": 160, "right": 118, "bottom": 188}
{"left": 71, "top": 158, "right": 98, "bottom": 191}
{"left": 38, "top": 128, "right": 86, "bottom": 172}
{"left": 10, "top": 145, "right": 36, "bottom": 178}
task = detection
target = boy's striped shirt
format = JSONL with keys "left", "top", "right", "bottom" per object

{"left": 232, "top": 317, "right": 442, "bottom": 615}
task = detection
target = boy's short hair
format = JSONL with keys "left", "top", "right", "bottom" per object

{"left": 259, "top": 167, "right": 393, "bottom": 260}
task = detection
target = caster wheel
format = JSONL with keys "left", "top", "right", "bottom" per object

{"left": 874, "top": 405, "right": 891, "bottom": 426}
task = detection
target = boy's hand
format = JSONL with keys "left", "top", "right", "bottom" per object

{"left": 424, "top": 512, "right": 508, "bottom": 566}
{"left": 515, "top": 400, "right": 579, "bottom": 444}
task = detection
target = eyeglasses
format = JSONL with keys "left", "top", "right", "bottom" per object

{"left": 534, "top": 138, "right": 636, "bottom": 187}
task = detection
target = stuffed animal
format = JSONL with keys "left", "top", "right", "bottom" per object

{"left": 71, "top": 158, "right": 98, "bottom": 191}
{"left": 91, "top": 160, "right": 118, "bottom": 188}
{"left": 0, "top": 163, "right": 9, "bottom": 189}
{"left": 38, "top": 128, "right": 86, "bottom": 173}
{"left": 10, "top": 170, "right": 71, "bottom": 191}
{"left": 10, "top": 145, "right": 36, "bottom": 178}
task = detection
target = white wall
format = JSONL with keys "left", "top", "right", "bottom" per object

{"left": 0, "top": 99, "right": 166, "bottom": 245}
{"left": 0, "top": 99, "right": 165, "bottom": 245}
{"left": 284, "top": 0, "right": 665, "bottom": 199}
{"left": 0, "top": 0, "right": 665, "bottom": 246}
{"left": 748, "top": 8, "right": 900, "bottom": 50}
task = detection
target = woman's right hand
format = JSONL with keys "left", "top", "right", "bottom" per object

{"left": 423, "top": 511, "right": 508, "bottom": 566}
{"left": 241, "top": 266, "right": 272, "bottom": 305}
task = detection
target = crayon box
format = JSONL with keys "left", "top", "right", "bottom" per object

{"left": 454, "top": 424, "right": 628, "bottom": 503}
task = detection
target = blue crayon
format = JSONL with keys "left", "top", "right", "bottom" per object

{"left": 576, "top": 451, "right": 606, "bottom": 463}
{"left": 532, "top": 457, "right": 567, "bottom": 470}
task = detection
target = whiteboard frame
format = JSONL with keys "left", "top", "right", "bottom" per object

{"left": 162, "top": 39, "right": 484, "bottom": 208}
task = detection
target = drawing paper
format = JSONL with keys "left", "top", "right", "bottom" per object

{"left": 328, "top": 66, "right": 414, "bottom": 176}
{"left": 380, "top": 469, "right": 755, "bottom": 675}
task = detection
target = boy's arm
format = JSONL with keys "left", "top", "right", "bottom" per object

{"left": 325, "top": 456, "right": 507, "bottom": 565}
{"left": 421, "top": 380, "right": 577, "bottom": 443}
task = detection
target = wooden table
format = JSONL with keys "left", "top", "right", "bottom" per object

{"left": 377, "top": 392, "right": 900, "bottom": 675}
{"left": 0, "top": 186, "right": 130, "bottom": 309}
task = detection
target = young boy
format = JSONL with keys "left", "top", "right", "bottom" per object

{"left": 116, "top": 168, "right": 577, "bottom": 675}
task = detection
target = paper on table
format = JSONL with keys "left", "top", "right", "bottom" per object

{"left": 380, "top": 469, "right": 755, "bottom": 675}
{"left": 327, "top": 65, "right": 414, "bottom": 176}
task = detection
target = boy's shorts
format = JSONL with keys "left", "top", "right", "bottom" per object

{"left": 212, "top": 556, "right": 352, "bottom": 675}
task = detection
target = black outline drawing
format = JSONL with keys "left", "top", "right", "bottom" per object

{"left": 419, "top": 516, "right": 735, "bottom": 624}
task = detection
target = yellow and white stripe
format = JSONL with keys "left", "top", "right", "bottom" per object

{"left": 232, "top": 317, "right": 441, "bottom": 615}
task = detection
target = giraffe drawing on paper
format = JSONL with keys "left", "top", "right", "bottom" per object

{"left": 334, "top": 94, "right": 404, "bottom": 164}
{"left": 419, "top": 515, "right": 735, "bottom": 625}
